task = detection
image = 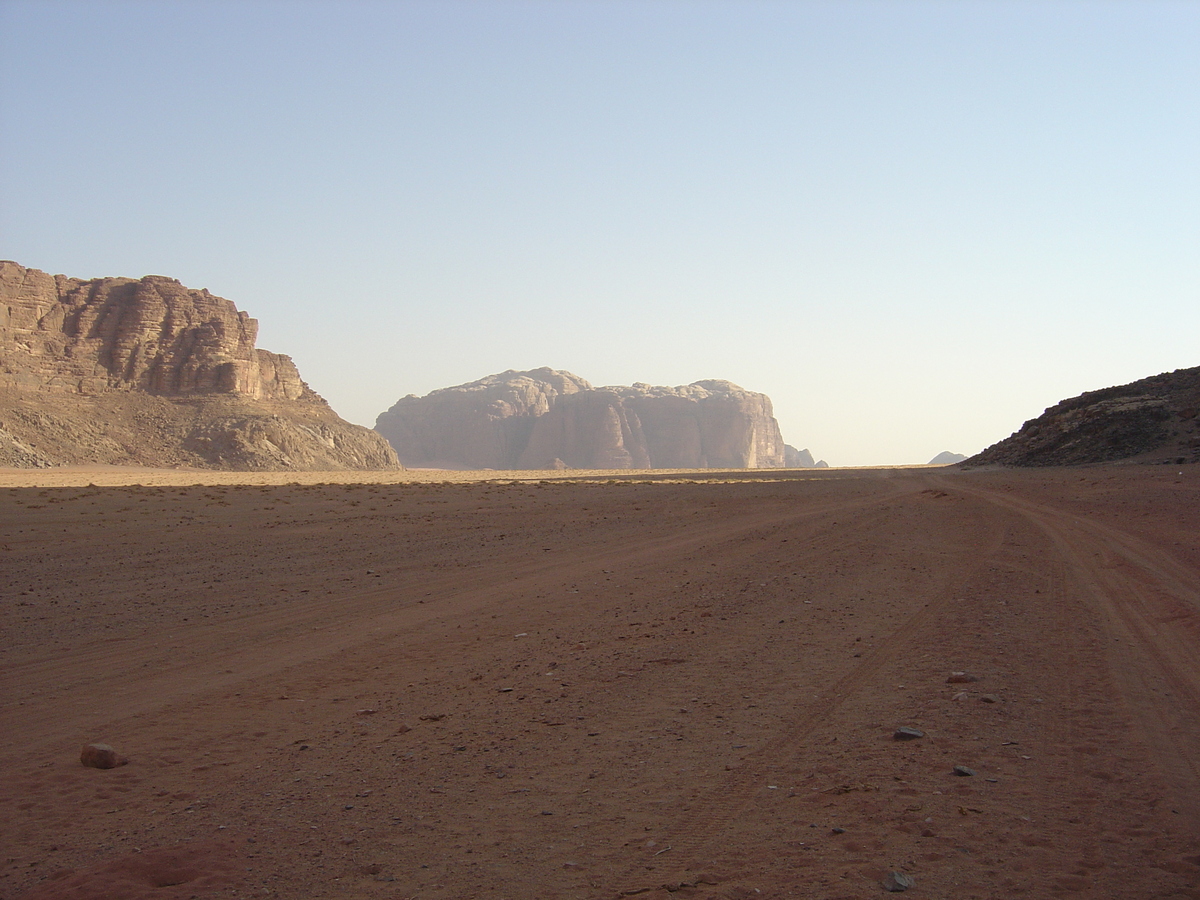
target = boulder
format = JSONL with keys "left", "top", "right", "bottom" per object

{"left": 80, "top": 743, "right": 127, "bottom": 769}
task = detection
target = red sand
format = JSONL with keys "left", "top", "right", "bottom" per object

{"left": 2, "top": 465, "right": 1198, "bottom": 899}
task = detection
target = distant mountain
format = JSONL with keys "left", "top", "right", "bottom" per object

{"left": 965, "top": 366, "right": 1200, "bottom": 467}
{"left": 784, "top": 445, "right": 814, "bottom": 467}
{"left": 375, "top": 368, "right": 796, "bottom": 469}
{"left": 0, "top": 262, "right": 400, "bottom": 470}
{"left": 928, "top": 451, "right": 966, "bottom": 465}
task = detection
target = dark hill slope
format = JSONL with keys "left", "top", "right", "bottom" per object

{"left": 966, "top": 366, "right": 1200, "bottom": 467}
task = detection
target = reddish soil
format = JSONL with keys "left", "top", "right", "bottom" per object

{"left": 2, "top": 465, "right": 1198, "bottom": 899}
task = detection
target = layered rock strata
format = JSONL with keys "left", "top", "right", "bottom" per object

{"left": 0, "top": 261, "right": 399, "bottom": 470}
{"left": 375, "top": 368, "right": 793, "bottom": 469}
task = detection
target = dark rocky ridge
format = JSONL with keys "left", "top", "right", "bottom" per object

{"left": 375, "top": 368, "right": 807, "bottom": 469}
{"left": 0, "top": 262, "right": 399, "bottom": 470}
{"left": 965, "top": 366, "right": 1200, "bottom": 467}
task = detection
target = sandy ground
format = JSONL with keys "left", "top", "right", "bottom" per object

{"left": 1, "top": 464, "right": 1198, "bottom": 899}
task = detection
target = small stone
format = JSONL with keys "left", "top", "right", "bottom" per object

{"left": 947, "top": 672, "right": 980, "bottom": 684}
{"left": 883, "top": 871, "right": 914, "bottom": 892}
{"left": 979, "top": 694, "right": 999, "bottom": 703}
{"left": 953, "top": 765, "right": 976, "bottom": 777}
{"left": 831, "top": 827, "right": 846, "bottom": 834}
{"left": 80, "top": 743, "right": 127, "bottom": 769}
{"left": 893, "top": 727, "right": 925, "bottom": 741}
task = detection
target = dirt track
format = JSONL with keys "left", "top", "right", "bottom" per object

{"left": 2, "top": 465, "right": 1198, "bottom": 899}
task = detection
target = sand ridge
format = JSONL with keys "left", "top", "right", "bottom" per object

{"left": 2, "top": 465, "right": 1198, "bottom": 898}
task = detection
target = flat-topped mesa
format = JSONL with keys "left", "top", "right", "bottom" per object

{"left": 0, "top": 262, "right": 400, "bottom": 470}
{"left": 0, "top": 261, "right": 311, "bottom": 400}
{"left": 375, "top": 368, "right": 790, "bottom": 469}
{"left": 376, "top": 368, "right": 593, "bottom": 469}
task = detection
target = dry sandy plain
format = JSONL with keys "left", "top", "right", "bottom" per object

{"left": 2, "top": 464, "right": 1198, "bottom": 900}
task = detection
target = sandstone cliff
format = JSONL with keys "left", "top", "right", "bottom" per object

{"left": 375, "top": 369, "right": 791, "bottom": 469}
{"left": 0, "top": 262, "right": 399, "bottom": 470}
{"left": 965, "top": 366, "right": 1200, "bottom": 467}
{"left": 375, "top": 368, "right": 592, "bottom": 469}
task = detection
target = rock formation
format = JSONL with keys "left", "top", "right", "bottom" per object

{"left": 375, "top": 368, "right": 794, "bottom": 469}
{"left": 0, "top": 261, "right": 399, "bottom": 470}
{"left": 965, "top": 366, "right": 1200, "bottom": 467}
{"left": 784, "top": 445, "right": 816, "bottom": 467}
{"left": 80, "top": 743, "right": 128, "bottom": 769}
{"left": 928, "top": 451, "right": 966, "bottom": 465}
{"left": 373, "top": 368, "right": 591, "bottom": 469}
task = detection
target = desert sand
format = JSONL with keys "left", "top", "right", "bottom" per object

{"left": 2, "top": 464, "right": 1198, "bottom": 899}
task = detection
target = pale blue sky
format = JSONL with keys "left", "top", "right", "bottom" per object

{"left": 2, "top": 0, "right": 1197, "bottom": 466}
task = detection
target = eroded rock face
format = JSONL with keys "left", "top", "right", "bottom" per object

{"left": 965, "top": 366, "right": 1200, "bottom": 466}
{"left": 0, "top": 262, "right": 400, "bottom": 470}
{"left": 1, "top": 261, "right": 308, "bottom": 399}
{"left": 376, "top": 369, "right": 790, "bottom": 469}
{"left": 376, "top": 368, "right": 593, "bottom": 469}
{"left": 518, "top": 388, "right": 651, "bottom": 469}
{"left": 784, "top": 444, "right": 816, "bottom": 468}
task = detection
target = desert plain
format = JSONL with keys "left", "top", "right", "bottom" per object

{"left": 1, "top": 464, "right": 1198, "bottom": 900}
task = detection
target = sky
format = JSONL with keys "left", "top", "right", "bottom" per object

{"left": 1, "top": 0, "right": 1197, "bottom": 466}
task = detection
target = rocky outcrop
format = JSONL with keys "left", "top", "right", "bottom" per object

{"left": 0, "top": 262, "right": 400, "bottom": 470}
{"left": 785, "top": 445, "right": 815, "bottom": 467}
{"left": 1, "top": 261, "right": 310, "bottom": 399}
{"left": 928, "top": 451, "right": 966, "bottom": 465}
{"left": 375, "top": 369, "right": 791, "bottom": 469}
{"left": 965, "top": 366, "right": 1200, "bottom": 467}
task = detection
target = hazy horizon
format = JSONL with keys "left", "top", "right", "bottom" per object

{"left": 3, "top": 1, "right": 1197, "bottom": 466}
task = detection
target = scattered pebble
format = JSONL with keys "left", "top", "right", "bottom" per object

{"left": 893, "top": 727, "right": 925, "bottom": 741}
{"left": 979, "top": 694, "right": 999, "bottom": 703}
{"left": 953, "top": 765, "right": 976, "bottom": 777}
{"left": 947, "top": 672, "right": 980, "bottom": 684}
{"left": 883, "top": 871, "right": 914, "bottom": 892}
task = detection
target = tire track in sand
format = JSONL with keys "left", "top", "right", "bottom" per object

{"left": 606, "top": 480, "right": 1012, "bottom": 897}
{"left": 941, "top": 476, "right": 1200, "bottom": 831}
{"left": 0, "top": 488, "right": 898, "bottom": 761}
